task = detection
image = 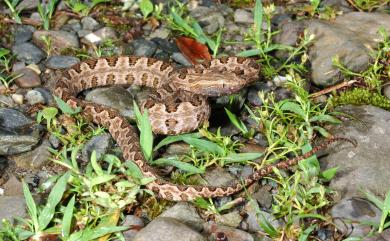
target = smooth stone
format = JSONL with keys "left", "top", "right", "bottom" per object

{"left": 203, "top": 167, "right": 237, "bottom": 186}
{"left": 160, "top": 203, "right": 204, "bottom": 231}
{"left": 122, "top": 215, "right": 144, "bottom": 240}
{"left": 11, "top": 94, "right": 24, "bottom": 105}
{"left": 203, "top": 222, "right": 254, "bottom": 241}
{"left": 13, "top": 25, "right": 35, "bottom": 44}
{"left": 133, "top": 217, "right": 206, "bottom": 241}
{"left": 321, "top": 105, "right": 390, "bottom": 199}
{"left": 32, "top": 30, "right": 80, "bottom": 52}
{"left": 132, "top": 38, "right": 157, "bottom": 57}
{"left": 10, "top": 140, "right": 51, "bottom": 170}
{"left": 81, "top": 16, "right": 100, "bottom": 31}
{"left": 85, "top": 86, "right": 135, "bottom": 120}
{"left": 2, "top": 175, "right": 23, "bottom": 196}
{"left": 13, "top": 68, "right": 41, "bottom": 88}
{"left": 331, "top": 197, "right": 382, "bottom": 237}
{"left": 251, "top": 185, "right": 273, "bottom": 209}
{"left": 12, "top": 43, "right": 46, "bottom": 64}
{"left": 25, "top": 89, "right": 45, "bottom": 105}
{"left": 171, "top": 52, "right": 192, "bottom": 66}
{"left": 149, "top": 26, "right": 171, "bottom": 39}
{"left": 16, "top": 0, "right": 38, "bottom": 10}
{"left": 164, "top": 143, "right": 191, "bottom": 156}
{"left": 83, "top": 27, "right": 118, "bottom": 45}
{"left": 215, "top": 210, "right": 243, "bottom": 228}
{"left": 234, "top": 9, "right": 254, "bottom": 24}
{"left": 81, "top": 133, "right": 113, "bottom": 163}
{"left": 45, "top": 56, "right": 80, "bottom": 69}
{"left": 0, "top": 196, "right": 26, "bottom": 229}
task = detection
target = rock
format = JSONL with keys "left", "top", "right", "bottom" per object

{"left": 81, "top": 16, "right": 100, "bottom": 31}
{"left": 251, "top": 185, "right": 273, "bottom": 209}
{"left": 152, "top": 38, "right": 179, "bottom": 54}
{"left": 165, "top": 143, "right": 191, "bottom": 156}
{"left": 331, "top": 197, "right": 381, "bottom": 237}
{"left": 191, "top": 8, "right": 225, "bottom": 35}
{"left": 234, "top": 9, "right": 253, "bottom": 24}
{"left": 11, "top": 94, "right": 24, "bottom": 105}
{"left": 320, "top": 0, "right": 354, "bottom": 12}
{"left": 81, "top": 133, "right": 112, "bottom": 163}
{"left": 85, "top": 86, "right": 135, "bottom": 120}
{"left": 48, "top": 134, "right": 60, "bottom": 149}
{"left": 13, "top": 67, "right": 41, "bottom": 88}
{"left": 215, "top": 210, "right": 243, "bottom": 228}
{"left": 25, "top": 89, "right": 45, "bottom": 105}
{"left": 12, "top": 42, "right": 46, "bottom": 64}
{"left": 133, "top": 217, "right": 205, "bottom": 241}
{"left": 321, "top": 105, "right": 390, "bottom": 199}
{"left": 122, "top": 215, "right": 144, "bottom": 240}
{"left": 45, "top": 56, "right": 80, "bottom": 69}
{"left": 2, "top": 175, "right": 23, "bottom": 196}
{"left": 365, "top": 228, "right": 390, "bottom": 241}
{"left": 16, "top": 0, "right": 39, "bottom": 10}
{"left": 149, "top": 26, "right": 171, "bottom": 39}
{"left": 13, "top": 25, "right": 35, "bottom": 44}
{"left": 203, "top": 167, "right": 236, "bottom": 186}
{"left": 246, "top": 81, "right": 274, "bottom": 106}
{"left": 203, "top": 222, "right": 254, "bottom": 241}
{"left": 244, "top": 200, "right": 282, "bottom": 233}
{"left": 83, "top": 27, "right": 118, "bottom": 45}
{"left": 0, "top": 196, "right": 26, "bottom": 229}
{"left": 132, "top": 39, "right": 157, "bottom": 57}
{"left": 160, "top": 203, "right": 204, "bottom": 231}
{"left": 307, "top": 12, "right": 390, "bottom": 86}
{"left": 61, "top": 20, "right": 82, "bottom": 33}
{"left": 0, "top": 108, "right": 41, "bottom": 155}
{"left": 0, "top": 95, "right": 15, "bottom": 108}
{"left": 32, "top": 30, "right": 80, "bottom": 53}
{"left": 10, "top": 140, "right": 51, "bottom": 170}
{"left": 274, "top": 21, "right": 305, "bottom": 60}
{"left": 171, "top": 52, "right": 192, "bottom": 66}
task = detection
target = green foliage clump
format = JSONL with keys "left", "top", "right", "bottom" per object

{"left": 330, "top": 88, "right": 390, "bottom": 110}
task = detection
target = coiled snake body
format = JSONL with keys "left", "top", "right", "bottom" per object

{"left": 55, "top": 56, "right": 350, "bottom": 201}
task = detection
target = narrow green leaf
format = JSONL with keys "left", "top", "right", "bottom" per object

{"left": 62, "top": 195, "right": 75, "bottom": 238}
{"left": 54, "top": 96, "right": 80, "bottom": 115}
{"left": 22, "top": 181, "right": 38, "bottom": 232}
{"left": 254, "top": 0, "right": 263, "bottom": 44}
{"left": 38, "top": 172, "right": 70, "bottom": 230}
{"left": 309, "top": 114, "right": 341, "bottom": 124}
{"left": 182, "top": 136, "right": 225, "bottom": 155}
{"left": 153, "top": 157, "right": 204, "bottom": 174}
{"left": 379, "top": 190, "right": 390, "bottom": 232}
{"left": 90, "top": 151, "right": 104, "bottom": 176}
{"left": 154, "top": 132, "right": 201, "bottom": 151}
{"left": 123, "top": 160, "right": 144, "bottom": 180}
{"left": 298, "top": 224, "right": 317, "bottom": 241}
{"left": 224, "top": 152, "right": 263, "bottom": 164}
{"left": 90, "top": 175, "right": 116, "bottom": 187}
{"left": 321, "top": 167, "right": 338, "bottom": 181}
{"left": 140, "top": 109, "right": 153, "bottom": 161}
{"left": 280, "top": 101, "right": 306, "bottom": 119}
{"left": 237, "top": 49, "right": 261, "bottom": 57}
{"left": 225, "top": 108, "right": 248, "bottom": 134}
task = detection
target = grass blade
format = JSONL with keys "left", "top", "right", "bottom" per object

{"left": 182, "top": 136, "right": 225, "bottom": 155}
{"left": 62, "top": 195, "right": 75, "bottom": 238}
{"left": 22, "top": 181, "right": 38, "bottom": 233}
{"left": 153, "top": 157, "right": 204, "bottom": 174}
{"left": 254, "top": 0, "right": 263, "bottom": 45}
{"left": 154, "top": 132, "right": 202, "bottom": 151}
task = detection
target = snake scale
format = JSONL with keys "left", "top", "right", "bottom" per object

{"left": 54, "top": 56, "right": 352, "bottom": 201}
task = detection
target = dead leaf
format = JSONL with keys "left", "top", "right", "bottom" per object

{"left": 175, "top": 36, "right": 211, "bottom": 65}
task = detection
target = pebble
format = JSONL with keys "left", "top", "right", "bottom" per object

{"left": 203, "top": 167, "right": 237, "bottom": 186}
{"left": 160, "top": 202, "right": 204, "bottom": 231}
{"left": 12, "top": 42, "right": 46, "bottom": 64}
{"left": 171, "top": 52, "right": 192, "bottom": 66}
{"left": 83, "top": 27, "right": 118, "bottom": 45}
{"left": 244, "top": 200, "right": 282, "bottom": 233}
{"left": 132, "top": 38, "right": 157, "bottom": 57}
{"left": 45, "top": 56, "right": 80, "bottom": 69}
{"left": 10, "top": 140, "right": 51, "bottom": 170}
{"left": 0, "top": 196, "right": 26, "bottom": 229}
{"left": 122, "top": 215, "right": 144, "bottom": 240}
{"left": 215, "top": 210, "right": 243, "bottom": 228}
{"left": 81, "top": 16, "right": 100, "bottom": 31}
{"left": 81, "top": 133, "right": 112, "bottom": 163}
{"left": 149, "top": 26, "right": 171, "bottom": 39}
{"left": 13, "top": 67, "right": 41, "bottom": 88}
{"left": 234, "top": 9, "right": 254, "bottom": 24}
{"left": 32, "top": 30, "right": 80, "bottom": 52}
{"left": 11, "top": 94, "right": 24, "bottom": 105}
{"left": 25, "top": 89, "right": 45, "bottom": 105}
{"left": 13, "top": 25, "right": 35, "bottom": 44}
{"left": 133, "top": 217, "right": 205, "bottom": 241}
{"left": 2, "top": 175, "right": 23, "bottom": 196}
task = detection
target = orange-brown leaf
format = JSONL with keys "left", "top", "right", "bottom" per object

{"left": 175, "top": 36, "right": 211, "bottom": 65}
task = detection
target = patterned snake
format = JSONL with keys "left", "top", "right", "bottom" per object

{"left": 55, "top": 56, "right": 353, "bottom": 201}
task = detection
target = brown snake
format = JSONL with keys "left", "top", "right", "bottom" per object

{"left": 54, "top": 56, "right": 353, "bottom": 201}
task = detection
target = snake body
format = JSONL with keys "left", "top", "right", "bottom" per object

{"left": 55, "top": 56, "right": 351, "bottom": 201}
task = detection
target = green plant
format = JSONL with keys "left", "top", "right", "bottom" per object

{"left": 0, "top": 71, "right": 21, "bottom": 90}
{"left": 0, "top": 48, "right": 14, "bottom": 72}
{"left": 94, "top": 39, "right": 117, "bottom": 58}
{"left": 225, "top": 107, "right": 255, "bottom": 139}
{"left": 64, "top": 0, "right": 109, "bottom": 16}
{"left": 352, "top": 0, "right": 390, "bottom": 11}
{"left": 363, "top": 189, "right": 390, "bottom": 233}
{"left": 238, "top": 0, "right": 314, "bottom": 78}
{"left": 3, "top": 0, "right": 23, "bottom": 24}
{"left": 40, "top": 35, "right": 53, "bottom": 56}
{"left": 193, "top": 197, "right": 242, "bottom": 216}
{"left": 37, "top": 0, "right": 59, "bottom": 30}
{"left": 139, "top": 0, "right": 154, "bottom": 19}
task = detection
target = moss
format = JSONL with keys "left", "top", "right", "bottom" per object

{"left": 330, "top": 88, "right": 390, "bottom": 110}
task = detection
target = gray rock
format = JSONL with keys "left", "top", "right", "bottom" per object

{"left": 215, "top": 210, "right": 243, "bottom": 228}
{"left": 13, "top": 25, "right": 35, "bottom": 44}
{"left": 12, "top": 43, "right": 46, "bottom": 64}
{"left": 61, "top": 20, "right": 82, "bottom": 33}
{"left": 83, "top": 27, "right": 118, "bottom": 45}
{"left": 364, "top": 228, "right": 390, "bottom": 241}
{"left": 203, "top": 167, "right": 236, "bottom": 186}
{"left": 133, "top": 217, "right": 205, "bottom": 241}
{"left": 32, "top": 30, "right": 80, "bottom": 52}
{"left": 48, "top": 134, "right": 60, "bottom": 149}
{"left": 165, "top": 143, "right": 191, "bottom": 156}
{"left": 320, "top": 0, "right": 354, "bottom": 13}
{"left": 321, "top": 105, "right": 390, "bottom": 198}
{"left": 160, "top": 203, "right": 204, "bottom": 231}
{"left": 122, "top": 215, "right": 144, "bottom": 240}
{"left": 25, "top": 89, "right": 45, "bottom": 105}
{"left": 16, "top": 0, "right": 39, "bottom": 10}
{"left": 172, "top": 52, "right": 192, "bottom": 66}
{"left": 0, "top": 108, "right": 41, "bottom": 155}
{"left": 203, "top": 222, "right": 254, "bottom": 241}
{"left": 307, "top": 13, "right": 390, "bottom": 86}
{"left": 191, "top": 8, "right": 225, "bottom": 35}
{"left": 0, "top": 196, "right": 26, "bottom": 229}
{"left": 85, "top": 86, "right": 135, "bottom": 120}
{"left": 10, "top": 140, "right": 51, "bottom": 170}
{"left": 81, "top": 16, "right": 100, "bottom": 31}
{"left": 252, "top": 186, "right": 273, "bottom": 209}
{"left": 45, "top": 56, "right": 80, "bottom": 69}
{"left": 234, "top": 9, "right": 254, "bottom": 24}
{"left": 81, "top": 133, "right": 112, "bottom": 162}
{"left": 2, "top": 175, "right": 23, "bottom": 196}
{"left": 152, "top": 38, "right": 179, "bottom": 54}
{"left": 13, "top": 67, "right": 41, "bottom": 88}
{"left": 244, "top": 200, "right": 282, "bottom": 233}
{"left": 132, "top": 39, "right": 157, "bottom": 57}
{"left": 149, "top": 26, "right": 171, "bottom": 39}
{"left": 331, "top": 197, "right": 381, "bottom": 237}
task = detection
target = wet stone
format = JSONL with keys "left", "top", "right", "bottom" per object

{"left": 45, "top": 56, "right": 80, "bottom": 69}
{"left": 132, "top": 38, "right": 157, "bottom": 57}
{"left": 12, "top": 43, "right": 46, "bottom": 64}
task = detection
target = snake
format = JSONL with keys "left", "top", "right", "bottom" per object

{"left": 54, "top": 55, "right": 353, "bottom": 201}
